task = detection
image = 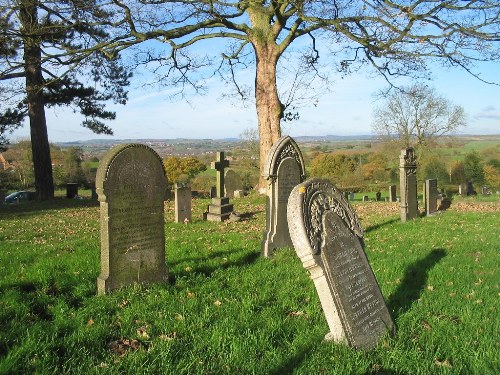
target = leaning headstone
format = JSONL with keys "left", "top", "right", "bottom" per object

{"left": 224, "top": 169, "right": 243, "bottom": 198}
{"left": 388, "top": 185, "right": 397, "bottom": 202}
{"left": 399, "top": 147, "right": 418, "bottom": 222}
{"left": 425, "top": 179, "right": 438, "bottom": 215}
{"left": 261, "top": 136, "right": 306, "bottom": 257}
{"left": 288, "top": 179, "right": 395, "bottom": 349}
{"left": 96, "top": 144, "right": 169, "bottom": 295}
{"left": 175, "top": 183, "right": 191, "bottom": 223}
{"left": 206, "top": 152, "right": 233, "bottom": 221}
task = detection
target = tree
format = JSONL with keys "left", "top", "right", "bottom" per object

{"left": 89, "top": 0, "right": 499, "bottom": 187}
{"left": 372, "top": 84, "right": 467, "bottom": 148}
{"left": 464, "top": 150, "right": 485, "bottom": 184}
{"left": 0, "top": 0, "right": 131, "bottom": 200}
{"left": 163, "top": 156, "right": 206, "bottom": 184}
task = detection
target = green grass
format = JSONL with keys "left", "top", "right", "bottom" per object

{"left": 0, "top": 194, "right": 498, "bottom": 374}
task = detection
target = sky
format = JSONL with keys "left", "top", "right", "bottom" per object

{"left": 9, "top": 59, "right": 500, "bottom": 143}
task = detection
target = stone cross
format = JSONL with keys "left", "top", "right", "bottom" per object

{"left": 211, "top": 152, "right": 229, "bottom": 198}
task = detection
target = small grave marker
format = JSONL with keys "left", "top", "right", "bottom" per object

{"left": 224, "top": 169, "right": 243, "bottom": 198}
{"left": 388, "top": 185, "right": 397, "bottom": 202}
{"left": 425, "top": 179, "right": 438, "bottom": 215}
{"left": 96, "top": 144, "right": 169, "bottom": 295}
{"left": 288, "top": 179, "right": 395, "bottom": 349}
{"left": 175, "top": 183, "right": 191, "bottom": 223}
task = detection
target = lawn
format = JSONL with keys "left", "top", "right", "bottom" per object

{"left": 0, "top": 194, "right": 498, "bottom": 374}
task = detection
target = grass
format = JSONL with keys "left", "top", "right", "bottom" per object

{"left": 0, "top": 193, "right": 498, "bottom": 374}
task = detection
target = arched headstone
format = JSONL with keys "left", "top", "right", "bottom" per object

{"left": 261, "top": 136, "right": 305, "bottom": 257}
{"left": 96, "top": 144, "right": 169, "bottom": 295}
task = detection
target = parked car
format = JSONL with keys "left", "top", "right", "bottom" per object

{"left": 4, "top": 191, "right": 35, "bottom": 204}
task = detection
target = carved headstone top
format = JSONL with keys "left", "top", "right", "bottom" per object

{"left": 263, "top": 136, "right": 306, "bottom": 182}
{"left": 400, "top": 147, "right": 417, "bottom": 175}
{"left": 96, "top": 144, "right": 169, "bottom": 295}
{"left": 288, "top": 179, "right": 395, "bottom": 349}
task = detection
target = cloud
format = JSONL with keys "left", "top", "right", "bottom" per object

{"left": 474, "top": 106, "right": 500, "bottom": 120}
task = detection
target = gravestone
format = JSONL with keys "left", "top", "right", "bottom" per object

{"left": 91, "top": 185, "right": 98, "bottom": 201}
{"left": 175, "top": 183, "right": 191, "bottom": 223}
{"left": 206, "top": 152, "right": 233, "bottom": 221}
{"left": 261, "top": 136, "right": 306, "bottom": 257}
{"left": 375, "top": 191, "right": 381, "bottom": 201}
{"left": 287, "top": 179, "right": 395, "bottom": 349}
{"left": 349, "top": 192, "right": 355, "bottom": 201}
{"left": 466, "top": 181, "right": 476, "bottom": 196}
{"left": 458, "top": 183, "right": 467, "bottom": 196}
{"left": 66, "top": 183, "right": 78, "bottom": 199}
{"left": 96, "top": 144, "right": 169, "bottom": 295}
{"left": 425, "top": 179, "right": 438, "bottom": 215}
{"left": 210, "top": 186, "right": 217, "bottom": 199}
{"left": 234, "top": 189, "right": 244, "bottom": 198}
{"left": 224, "top": 169, "right": 243, "bottom": 198}
{"left": 362, "top": 195, "right": 369, "bottom": 202}
{"left": 388, "top": 185, "right": 397, "bottom": 202}
{"left": 399, "top": 148, "right": 418, "bottom": 222}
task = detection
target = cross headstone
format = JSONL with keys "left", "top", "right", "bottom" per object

{"left": 261, "top": 136, "right": 305, "bottom": 257}
{"left": 206, "top": 151, "right": 233, "bottom": 221}
{"left": 96, "top": 144, "right": 169, "bottom": 295}
{"left": 388, "top": 185, "right": 397, "bottom": 202}
{"left": 287, "top": 179, "right": 395, "bottom": 349}
{"left": 399, "top": 147, "right": 418, "bottom": 222}
{"left": 175, "top": 183, "right": 191, "bottom": 223}
{"left": 425, "top": 179, "right": 438, "bottom": 215}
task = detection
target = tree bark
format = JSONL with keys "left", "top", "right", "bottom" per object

{"left": 20, "top": 0, "right": 54, "bottom": 200}
{"left": 253, "top": 43, "right": 283, "bottom": 190}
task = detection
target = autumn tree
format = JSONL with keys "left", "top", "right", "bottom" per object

{"left": 372, "top": 84, "right": 467, "bottom": 148}
{"left": 163, "top": 156, "right": 207, "bottom": 184}
{"left": 0, "top": 0, "right": 131, "bottom": 200}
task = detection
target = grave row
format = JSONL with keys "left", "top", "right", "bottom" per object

{"left": 94, "top": 138, "right": 453, "bottom": 349}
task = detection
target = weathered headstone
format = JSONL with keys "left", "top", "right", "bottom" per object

{"left": 466, "top": 181, "right": 476, "bottom": 196}
{"left": 349, "top": 192, "right": 355, "bottom": 201}
{"left": 175, "top": 183, "right": 191, "bottom": 223}
{"left": 287, "top": 179, "right": 395, "bottom": 349}
{"left": 96, "top": 144, "right": 169, "bottom": 295}
{"left": 388, "top": 185, "right": 397, "bottom": 202}
{"left": 224, "top": 169, "right": 243, "bottom": 198}
{"left": 399, "top": 148, "right": 418, "bottom": 222}
{"left": 362, "top": 195, "right": 369, "bottom": 202}
{"left": 375, "top": 191, "right": 382, "bottom": 201}
{"left": 261, "top": 136, "right": 306, "bottom": 257}
{"left": 66, "top": 183, "right": 78, "bottom": 199}
{"left": 206, "top": 152, "right": 233, "bottom": 221}
{"left": 425, "top": 179, "right": 438, "bottom": 215}
{"left": 210, "top": 186, "right": 217, "bottom": 199}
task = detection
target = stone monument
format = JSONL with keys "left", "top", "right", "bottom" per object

{"left": 96, "top": 144, "right": 169, "bottom": 295}
{"left": 175, "top": 183, "right": 191, "bottom": 223}
{"left": 287, "top": 179, "right": 395, "bottom": 349}
{"left": 261, "top": 136, "right": 306, "bottom": 257}
{"left": 388, "top": 185, "right": 397, "bottom": 202}
{"left": 206, "top": 152, "right": 233, "bottom": 221}
{"left": 224, "top": 169, "right": 243, "bottom": 198}
{"left": 399, "top": 147, "right": 418, "bottom": 222}
{"left": 425, "top": 179, "right": 438, "bottom": 215}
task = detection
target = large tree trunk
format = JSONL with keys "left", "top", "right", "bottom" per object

{"left": 20, "top": 0, "right": 54, "bottom": 200}
{"left": 253, "top": 43, "right": 283, "bottom": 190}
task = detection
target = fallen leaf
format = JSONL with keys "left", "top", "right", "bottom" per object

{"left": 159, "top": 332, "right": 177, "bottom": 341}
{"left": 87, "top": 319, "right": 94, "bottom": 326}
{"left": 427, "top": 285, "right": 434, "bottom": 291}
{"left": 434, "top": 358, "right": 452, "bottom": 368}
{"left": 187, "top": 292, "right": 195, "bottom": 299}
{"left": 137, "top": 327, "right": 150, "bottom": 340}
{"left": 214, "top": 300, "right": 222, "bottom": 306}
{"left": 421, "top": 320, "right": 432, "bottom": 330}
{"left": 108, "top": 338, "right": 141, "bottom": 356}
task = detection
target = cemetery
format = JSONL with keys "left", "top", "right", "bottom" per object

{"left": 0, "top": 139, "right": 499, "bottom": 374}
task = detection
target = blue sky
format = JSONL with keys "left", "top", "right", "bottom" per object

{"left": 10, "top": 60, "right": 500, "bottom": 143}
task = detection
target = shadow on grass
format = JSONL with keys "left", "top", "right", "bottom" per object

{"left": 0, "top": 197, "right": 98, "bottom": 217}
{"left": 387, "top": 248, "right": 446, "bottom": 318}
{"left": 364, "top": 218, "right": 400, "bottom": 233}
{"left": 237, "top": 210, "right": 264, "bottom": 221}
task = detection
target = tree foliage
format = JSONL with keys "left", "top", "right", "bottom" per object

{"left": 464, "top": 150, "right": 485, "bottom": 184}
{"left": 163, "top": 156, "right": 207, "bottom": 184}
{"left": 372, "top": 84, "right": 467, "bottom": 148}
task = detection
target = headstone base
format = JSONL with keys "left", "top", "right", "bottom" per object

{"left": 206, "top": 196, "right": 233, "bottom": 221}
